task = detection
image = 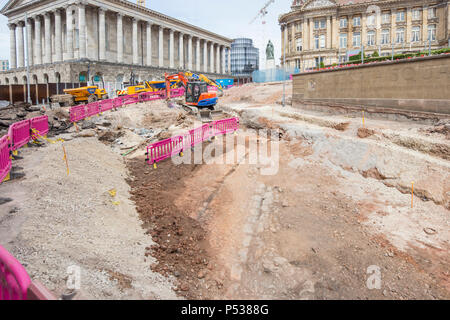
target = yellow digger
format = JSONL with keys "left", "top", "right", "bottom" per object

{"left": 51, "top": 86, "right": 108, "bottom": 106}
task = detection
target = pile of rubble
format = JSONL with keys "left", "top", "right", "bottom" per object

{"left": 0, "top": 102, "right": 73, "bottom": 136}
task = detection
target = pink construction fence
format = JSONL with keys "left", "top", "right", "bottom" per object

{"left": 0, "top": 115, "right": 49, "bottom": 184}
{"left": 69, "top": 88, "right": 185, "bottom": 123}
{"left": 146, "top": 117, "right": 239, "bottom": 167}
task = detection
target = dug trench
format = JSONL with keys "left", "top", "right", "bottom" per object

{"left": 126, "top": 120, "right": 449, "bottom": 299}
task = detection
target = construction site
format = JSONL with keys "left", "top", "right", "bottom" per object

{"left": 1, "top": 58, "right": 449, "bottom": 300}
{"left": 0, "top": 0, "right": 450, "bottom": 304}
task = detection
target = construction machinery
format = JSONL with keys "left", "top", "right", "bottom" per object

{"left": 184, "top": 72, "right": 224, "bottom": 97}
{"left": 51, "top": 85, "right": 108, "bottom": 107}
{"left": 116, "top": 80, "right": 180, "bottom": 96}
{"left": 165, "top": 72, "right": 220, "bottom": 122}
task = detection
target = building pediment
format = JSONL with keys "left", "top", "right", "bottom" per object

{"left": 303, "top": 0, "right": 337, "bottom": 10}
{"left": 1, "top": 0, "right": 40, "bottom": 15}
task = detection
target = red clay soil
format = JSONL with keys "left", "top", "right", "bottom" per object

{"left": 127, "top": 157, "right": 212, "bottom": 299}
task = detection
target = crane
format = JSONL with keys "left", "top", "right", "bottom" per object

{"left": 249, "top": 0, "right": 275, "bottom": 24}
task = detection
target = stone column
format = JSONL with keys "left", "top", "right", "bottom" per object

{"left": 281, "top": 26, "right": 285, "bottom": 57}
{"left": 216, "top": 44, "right": 220, "bottom": 74}
{"left": 187, "top": 35, "right": 192, "bottom": 70}
{"left": 422, "top": 6, "right": 428, "bottom": 43}
{"left": 66, "top": 8, "right": 73, "bottom": 60}
{"left": 98, "top": 7, "right": 106, "bottom": 61}
{"left": 286, "top": 25, "right": 290, "bottom": 54}
{"left": 146, "top": 22, "right": 152, "bottom": 66}
{"left": 203, "top": 40, "right": 208, "bottom": 72}
{"left": 227, "top": 47, "right": 231, "bottom": 74}
{"left": 158, "top": 26, "right": 163, "bottom": 67}
{"left": 326, "top": 16, "right": 332, "bottom": 48}
{"left": 78, "top": 3, "right": 87, "bottom": 59}
{"left": 303, "top": 20, "right": 308, "bottom": 51}
{"left": 9, "top": 23, "right": 17, "bottom": 69}
{"left": 362, "top": 13, "right": 367, "bottom": 46}
{"left": 17, "top": 22, "right": 25, "bottom": 68}
{"left": 332, "top": 16, "right": 338, "bottom": 49}
{"left": 210, "top": 42, "right": 214, "bottom": 73}
{"left": 179, "top": 32, "right": 184, "bottom": 68}
{"left": 44, "top": 13, "right": 51, "bottom": 63}
{"left": 55, "top": 9, "right": 62, "bottom": 62}
{"left": 26, "top": 18, "right": 33, "bottom": 66}
{"left": 116, "top": 13, "right": 123, "bottom": 63}
{"left": 221, "top": 46, "right": 225, "bottom": 74}
{"left": 291, "top": 23, "right": 296, "bottom": 52}
{"left": 34, "top": 16, "right": 42, "bottom": 64}
{"left": 391, "top": 9, "right": 396, "bottom": 46}
{"left": 196, "top": 38, "right": 200, "bottom": 71}
{"left": 309, "top": 19, "right": 314, "bottom": 50}
{"left": 132, "top": 18, "right": 138, "bottom": 64}
{"left": 376, "top": 10, "right": 381, "bottom": 45}
{"left": 169, "top": 29, "right": 174, "bottom": 68}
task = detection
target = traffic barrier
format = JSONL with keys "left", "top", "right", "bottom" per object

{"left": 86, "top": 102, "right": 100, "bottom": 117}
{"left": 211, "top": 117, "right": 239, "bottom": 136}
{"left": 170, "top": 88, "right": 185, "bottom": 98}
{"left": 146, "top": 135, "right": 184, "bottom": 167}
{"left": 70, "top": 105, "right": 87, "bottom": 123}
{"left": 146, "top": 117, "right": 239, "bottom": 168}
{"left": 0, "top": 135, "right": 11, "bottom": 182}
{"left": 122, "top": 94, "right": 140, "bottom": 105}
{"left": 139, "top": 91, "right": 163, "bottom": 102}
{"left": 8, "top": 119, "right": 31, "bottom": 151}
{"left": 0, "top": 245, "right": 31, "bottom": 300}
{"left": 30, "top": 115, "right": 49, "bottom": 140}
{"left": 113, "top": 97, "right": 123, "bottom": 108}
{"left": 99, "top": 99, "right": 115, "bottom": 113}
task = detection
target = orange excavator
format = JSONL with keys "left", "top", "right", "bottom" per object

{"left": 164, "top": 72, "right": 218, "bottom": 110}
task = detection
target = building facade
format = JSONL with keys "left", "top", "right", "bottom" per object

{"left": 226, "top": 38, "right": 259, "bottom": 77}
{"left": 279, "top": 0, "right": 450, "bottom": 70}
{"left": 0, "top": 0, "right": 232, "bottom": 92}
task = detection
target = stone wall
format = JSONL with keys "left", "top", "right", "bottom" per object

{"left": 292, "top": 54, "right": 450, "bottom": 115}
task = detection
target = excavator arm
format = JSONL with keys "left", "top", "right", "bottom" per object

{"left": 165, "top": 72, "right": 189, "bottom": 100}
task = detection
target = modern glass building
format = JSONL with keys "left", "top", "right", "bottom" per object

{"left": 226, "top": 38, "right": 259, "bottom": 77}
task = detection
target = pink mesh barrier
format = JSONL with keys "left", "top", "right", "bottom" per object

{"left": 8, "top": 119, "right": 31, "bottom": 151}
{"left": 99, "top": 99, "right": 115, "bottom": 113}
{"left": 146, "top": 135, "right": 184, "bottom": 165}
{"left": 30, "top": 115, "right": 49, "bottom": 140}
{"left": 69, "top": 105, "right": 87, "bottom": 122}
{"left": 0, "top": 135, "right": 11, "bottom": 182}
{"left": 0, "top": 245, "right": 32, "bottom": 300}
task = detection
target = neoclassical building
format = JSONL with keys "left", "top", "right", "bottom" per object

{"left": 0, "top": 0, "right": 232, "bottom": 95}
{"left": 279, "top": 0, "right": 450, "bottom": 70}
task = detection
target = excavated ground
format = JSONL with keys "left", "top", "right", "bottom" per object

{"left": 1, "top": 82, "right": 449, "bottom": 299}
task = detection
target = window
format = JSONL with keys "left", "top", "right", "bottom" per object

{"left": 314, "top": 20, "right": 320, "bottom": 29}
{"left": 396, "top": 10, "right": 405, "bottom": 22}
{"left": 396, "top": 28, "right": 405, "bottom": 43}
{"left": 367, "top": 15, "right": 376, "bottom": 27}
{"left": 367, "top": 31, "right": 375, "bottom": 46}
{"left": 340, "top": 17, "right": 347, "bottom": 28}
{"left": 314, "top": 35, "right": 319, "bottom": 49}
{"left": 320, "top": 34, "right": 325, "bottom": 48}
{"left": 353, "top": 16, "right": 361, "bottom": 27}
{"left": 428, "top": 7, "right": 437, "bottom": 19}
{"left": 296, "top": 22, "right": 302, "bottom": 32}
{"left": 295, "top": 59, "right": 301, "bottom": 69}
{"left": 411, "top": 26, "right": 420, "bottom": 42}
{"left": 296, "top": 38, "right": 302, "bottom": 51}
{"left": 412, "top": 8, "right": 421, "bottom": 20}
{"left": 382, "top": 12, "right": 390, "bottom": 24}
{"left": 381, "top": 29, "right": 390, "bottom": 44}
{"left": 320, "top": 19, "right": 326, "bottom": 29}
{"left": 339, "top": 33, "right": 347, "bottom": 48}
{"left": 353, "top": 32, "right": 361, "bottom": 47}
{"left": 428, "top": 24, "right": 436, "bottom": 41}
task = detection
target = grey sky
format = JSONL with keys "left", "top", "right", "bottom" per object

{"left": 0, "top": 0, "right": 291, "bottom": 66}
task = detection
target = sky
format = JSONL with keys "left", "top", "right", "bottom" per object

{"left": 0, "top": 0, "right": 292, "bottom": 66}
